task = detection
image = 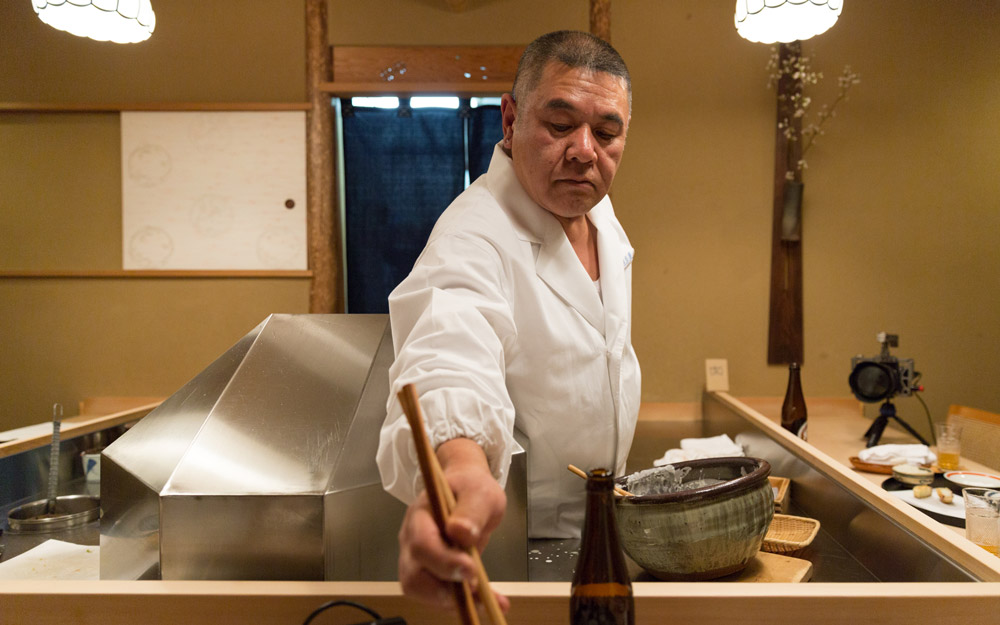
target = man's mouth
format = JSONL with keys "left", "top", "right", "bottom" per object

{"left": 557, "top": 178, "right": 594, "bottom": 188}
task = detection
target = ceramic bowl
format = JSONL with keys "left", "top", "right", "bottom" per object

{"left": 614, "top": 457, "right": 773, "bottom": 581}
{"left": 892, "top": 463, "right": 935, "bottom": 486}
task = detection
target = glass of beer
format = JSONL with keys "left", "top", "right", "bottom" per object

{"left": 934, "top": 422, "right": 962, "bottom": 470}
{"left": 963, "top": 487, "right": 1000, "bottom": 556}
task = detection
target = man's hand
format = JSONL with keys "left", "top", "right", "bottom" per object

{"left": 397, "top": 437, "right": 510, "bottom": 612}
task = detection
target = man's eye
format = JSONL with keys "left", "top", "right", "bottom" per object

{"left": 550, "top": 124, "right": 571, "bottom": 133}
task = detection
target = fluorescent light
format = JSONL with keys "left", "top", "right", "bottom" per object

{"left": 351, "top": 97, "right": 400, "bottom": 109}
{"left": 411, "top": 97, "right": 460, "bottom": 109}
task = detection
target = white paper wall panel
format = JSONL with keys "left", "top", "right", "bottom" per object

{"left": 121, "top": 112, "right": 307, "bottom": 270}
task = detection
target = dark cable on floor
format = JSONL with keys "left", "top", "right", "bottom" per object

{"left": 302, "top": 599, "right": 406, "bottom": 625}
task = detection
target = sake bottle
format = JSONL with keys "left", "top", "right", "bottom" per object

{"left": 781, "top": 362, "right": 808, "bottom": 440}
{"left": 570, "top": 468, "right": 634, "bottom": 625}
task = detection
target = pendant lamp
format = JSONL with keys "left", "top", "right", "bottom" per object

{"left": 32, "top": 0, "right": 156, "bottom": 44}
{"left": 735, "top": 0, "right": 843, "bottom": 44}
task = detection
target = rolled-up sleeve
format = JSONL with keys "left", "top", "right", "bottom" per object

{"left": 377, "top": 233, "right": 518, "bottom": 504}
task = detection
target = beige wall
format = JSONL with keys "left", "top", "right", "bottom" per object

{"left": 2, "top": 1, "right": 998, "bottom": 438}
{"left": 0, "top": 0, "right": 311, "bottom": 429}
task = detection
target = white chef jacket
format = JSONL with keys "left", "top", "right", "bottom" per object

{"left": 377, "top": 144, "right": 641, "bottom": 538}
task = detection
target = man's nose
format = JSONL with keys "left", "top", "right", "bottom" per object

{"left": 565, "top": 125, "right": 597, "bottom": 163}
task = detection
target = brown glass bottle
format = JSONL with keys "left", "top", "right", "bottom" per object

{"left": 570, "top": 468, "right": 634, "bottom": 625}
{"left": 781, "top": 362, "right": 808, "bottom": 440}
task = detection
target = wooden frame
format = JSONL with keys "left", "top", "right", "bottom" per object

{"left": 320, "top": 45, "right": 523, "bottom": 97}
{"left": 327, "top": 45, "right": 521, "bottom": 85}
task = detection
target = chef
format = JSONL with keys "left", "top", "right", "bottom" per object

{"left": 377, "top": 30, "right": 640, "bottom": 609}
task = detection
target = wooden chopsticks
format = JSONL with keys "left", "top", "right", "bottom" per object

{"left": 397, "top": 384, "right": 508, "bottom": 625}
{"left": 567, "top": 463, "right": 634, "bottom": 497}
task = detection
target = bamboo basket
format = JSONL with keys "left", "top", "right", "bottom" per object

{"left": 761, "top": 513, "right": 820, "bottom": 555}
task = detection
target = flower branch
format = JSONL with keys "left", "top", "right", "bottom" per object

{"left": 768, "top": 47, "right": 860, "bottom": 179}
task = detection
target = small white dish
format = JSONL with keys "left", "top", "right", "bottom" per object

{"left": 944, "top": 471, "right": 1000, "bottom": 489}
{"left": 889, "top": 488, "right": 966, "bottom": 520}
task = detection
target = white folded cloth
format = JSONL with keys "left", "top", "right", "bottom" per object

{"left": 857, "top": 444, "right": 937, "bottom": 466}
{"left": 653, "top": 434, "right": 745, "bottom": 466}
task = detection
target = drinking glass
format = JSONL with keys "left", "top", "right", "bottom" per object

{"left": 963, "top": 487, "right": 1000, "bottom": 556}
{"left": 934, "top": 422, "right": 962, "bottom": 470}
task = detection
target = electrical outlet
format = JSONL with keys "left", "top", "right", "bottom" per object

{"left": 705, "top": 358, "right": 730, "bottom": 392}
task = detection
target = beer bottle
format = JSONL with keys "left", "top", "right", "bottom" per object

{"left": 781, "top": 362, "right": 808, "bottom": 440}
{"left": 570, "top": 468, "right": 634, "bottom": 625}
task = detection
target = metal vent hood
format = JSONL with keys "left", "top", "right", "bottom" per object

{"left": 100, "top": 314, "right": 527, "bottom": 581}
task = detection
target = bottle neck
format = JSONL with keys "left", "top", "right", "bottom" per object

{"left": 574, "top": 468, "right": 629, "bottom": 587}
{"left": 581, "top": 472, "right": 615, "bottom": 538}
{"left": 785, "top": 363, "right": 802, "bottom": 395}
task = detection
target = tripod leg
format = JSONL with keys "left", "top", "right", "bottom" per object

{"left": 889, "top": 415, "right": 930, "bottom": 446}
{"left": 865, "top": 416, "right": 889, "bottom": 448}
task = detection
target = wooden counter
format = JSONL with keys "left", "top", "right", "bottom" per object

{"left": 735, "top": 396, "right": 998, "bottom": 539}
{"left": 3, "top": 579, "right": 1000, "bottom": 625}
{"left": 3, "top": 395, "right": 999, "bottom": 624}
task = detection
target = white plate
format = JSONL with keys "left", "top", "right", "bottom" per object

{"left": 889, "top": 488, "right": 965, "bottom": 520}
{"left": 944, "top": 471, "right": 1000, "bottom": 489}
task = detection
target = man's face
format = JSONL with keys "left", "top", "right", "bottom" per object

{"left": 501, "top": 61, "right": 631, "bottom": 220}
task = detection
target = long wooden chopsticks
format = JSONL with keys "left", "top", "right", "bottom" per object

{"left": 567, "top": 463, "right": 634, "bottom": 497}
{"left": 397, "top": 384, "right": 507, "bottom": 625}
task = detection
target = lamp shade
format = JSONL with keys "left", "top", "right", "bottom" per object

{"left": 32, "top": 0, "right": 156, "bottom": 44}
{"left": 735, "top": 0, "right": 843, "bottom": 44}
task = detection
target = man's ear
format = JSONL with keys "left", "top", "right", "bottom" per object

{"left": 500, "top": 93, "right": 517, "bottom": 150}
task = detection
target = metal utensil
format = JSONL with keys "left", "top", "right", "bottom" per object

{"left": 45, "top": 403, "right": 63, "bottom": 515}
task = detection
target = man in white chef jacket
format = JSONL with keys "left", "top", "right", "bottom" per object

{"left": 377, "top": 30, "right": 640, "bottom": 609}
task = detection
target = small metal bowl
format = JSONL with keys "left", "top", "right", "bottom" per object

{"left": 891, "top": 463, "right": 934, "bottom": 486}
{"left": 7, "top": 495, "right": 100, "bottom": 533}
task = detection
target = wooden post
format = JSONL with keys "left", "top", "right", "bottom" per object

{"left": 590, "top": 0, "right": 611, "bottom": 42}
{"left": 305, "top": 0, "right": 342, "bottom": 313}
{"left": 767, "top": 41, "right": 804, "bottom": 364}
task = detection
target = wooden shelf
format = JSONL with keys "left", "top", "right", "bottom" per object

{"left": 0, "top": 401, "right": 161, "bottom": 459}
{"left": 0, "top": 270, "right": 313, "bottom": 279}
{"left": 0, "top": 102, "right": 312, "bottom": 113}
{"left": 319, "top": 81, "right": 510, "bottom": 96}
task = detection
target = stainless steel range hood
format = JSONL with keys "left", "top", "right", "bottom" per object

{"left": 100, "top": 314, "right": 528, "bottom": 581}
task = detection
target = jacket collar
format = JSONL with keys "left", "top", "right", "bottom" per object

{"left": 484, "top": 144, "right": 630, "bottom": 339}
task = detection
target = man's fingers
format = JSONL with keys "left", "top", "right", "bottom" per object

{"left": 398, "top": 551, "right": 458, "bottom": 608}
{"left": 409, "top": 531, "right": 475, "bottom": 582}
{"left": 445, "top": 479, "right": 506, "bottom": 551}
{"left": 400, "top": 495, "right": 475, "bottom": 583}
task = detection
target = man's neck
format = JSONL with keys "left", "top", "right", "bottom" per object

{"left": 555, "top": 214, "right": 600, "bottom": 281}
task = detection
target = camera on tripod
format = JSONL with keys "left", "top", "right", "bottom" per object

{"left": 848, "top": 332, "right": 918, "bottom": 403}
{"left": 848, "top": 332, "right": 928, "bottom": 448}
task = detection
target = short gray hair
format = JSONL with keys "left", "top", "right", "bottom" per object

{"left": 512, "top": 30, "right": 631, "bottom": 109}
